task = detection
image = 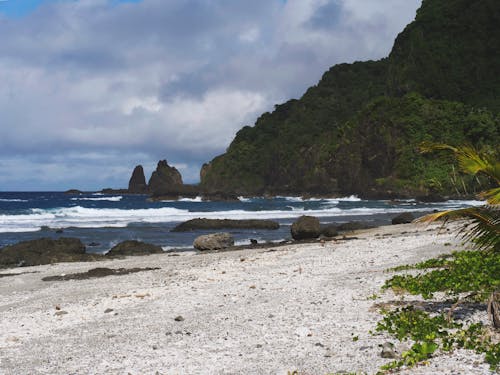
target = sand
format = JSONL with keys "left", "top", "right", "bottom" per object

{"left": 0, "top": 223, "right": 494, "bottom": 375}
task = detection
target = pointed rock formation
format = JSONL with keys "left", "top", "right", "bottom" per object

{"left": 148, "top": 160, "right": 183, "bottom": 196}
{"left": 128, "top": 165, "right": 148, "bottom": 193}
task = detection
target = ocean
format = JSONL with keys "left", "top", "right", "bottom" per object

{"left": 0, "top": 192, "right": 484, "bottom": 253}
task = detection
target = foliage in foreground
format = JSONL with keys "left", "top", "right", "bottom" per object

{"left": 384, "top": 250, "right": 500, "bottom": 299}
{"left": 376, "top": 307, "right": 500, "bottom": 371}
{"left": 377, "top": 250, "right": 500, "bottom": 371}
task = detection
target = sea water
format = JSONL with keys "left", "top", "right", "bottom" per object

{"left": 0, "top": 192, "right": 484, "bottom": 253}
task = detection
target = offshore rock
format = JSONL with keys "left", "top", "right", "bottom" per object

{"left": 172, "top": 218, "right": 280, "bottom": 232}
{"left": 291, "top": 216, "right": 321, "bottom": 240}
{"left": 128, "top": 165, "right": 148, "bottom": 193}
{"left": 193, "top": 233, "right": 234, "bottom": 251}
{"left": 0, "top": 238, "right": 100, "bottom": 268}
{"left": 148, "top": 160, "right": 183, "bottom": 196}
{"left": 106, "top": 240, "right": 164, "bottom": 257}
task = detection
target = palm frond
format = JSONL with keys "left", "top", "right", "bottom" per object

{"left": 417, "top": 206, "right": 500, "bottom": 251}
{"left": 481, "top": 187, "right": 500, "bottom": 205}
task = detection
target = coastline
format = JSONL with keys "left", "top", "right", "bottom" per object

{"left": 0, "top": 222, "right": 492, "bottom": 374}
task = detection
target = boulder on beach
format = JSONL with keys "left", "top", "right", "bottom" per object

{"left": 172, "top": 218, "right": 280, "bottom": 232}
{"left": 193, "top": 233, "right": 234, "bottom": 251}
{"left": 321, "top": 224, "right": 339, "bottom": 238}
{"left": 391, "top": 213, "right": 415, "bottom": 225}
{"left": 291, "top": 216, "right": 321, "bottom": 240}
{"left": 128, "top": 165, "right": 149, "bottom": 193}
{"left": 106, "top": 240, "right": 164, "bottom": 257}
{"left": 0, "top": 238, "right": 98, "bottom": 267}
{"left": 337, "top": 222, "right": 373, "bottom": 232}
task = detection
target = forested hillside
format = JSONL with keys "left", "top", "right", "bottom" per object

{"left": 200, "top": 0, "right": 500, "bottom": 197}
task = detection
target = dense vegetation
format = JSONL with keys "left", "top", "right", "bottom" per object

{"left": 200, "top": 0, "right": 500, "bottom": 197}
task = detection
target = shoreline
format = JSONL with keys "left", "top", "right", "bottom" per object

{"left": 0, "top": 222, "right": 492, "bottom": 374}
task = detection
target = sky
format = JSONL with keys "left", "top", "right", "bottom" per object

{"left": 0, "top": 0, "right": 422, "bottom": 191}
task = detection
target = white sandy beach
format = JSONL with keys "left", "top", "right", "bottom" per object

{"left": 0, "top": 223, "right": 493, "bottom": 374}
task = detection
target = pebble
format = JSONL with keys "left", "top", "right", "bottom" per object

{"left": 380, "top": 342, "right": 398, "bottom": 359}
{"left": 174, "top": 315, "right": 184, "bottom": 322}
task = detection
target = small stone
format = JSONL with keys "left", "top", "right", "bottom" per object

{"left": 256, "top": 344, "right": 263, "bottom": 348}
{"left": 152, "top": 345, "right": 158, "bottom": 350}
{"left": 54, "top": 310, "right": 68, "bottom": 316}
{"left": 55, "top": 305, "right": 61, "bottom": 310}
{"left": 315, "top": 342, "right": 324, "bottom": 347}
{"left": 104, "top": 308, "right": 114, "bottom": 313}
{"left": 165, "top": 332, "right": 172, "bottom": 336}
{"left": 380, "top": 342, "right": 397, "bottom": 359}
{"left": 174, "top": 315, "right": 184, "bottom": 322}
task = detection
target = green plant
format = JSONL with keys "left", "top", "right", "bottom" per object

{"left": 376, "top": 307, "right": 500, "bottom": 371}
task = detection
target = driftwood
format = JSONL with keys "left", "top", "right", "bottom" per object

{"left": 488, "top": 291, "right": 500, "bottom": 329}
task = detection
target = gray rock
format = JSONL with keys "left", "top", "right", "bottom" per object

{"left": 193, "top": 233, "right": 234, "bottom": 251}
{"left": 172, "top": 218, "right": 279, "bottom": 232}
{"left": 0, "top": 237, "right": 100, "bottom": 267}
{"left": 291, "top": 216, "right": 321, "bottom": 240}
{"left": 321, "top": 224, "right": 339, "bottom": 238}
{"left": 380, "top": 342, "right": 398, "bottom": 358}
{"left": 106, "top": 240, "right": 164, "bottom": 257}
{"left": 391, "top": 212, "right": 415, "bottom": 225}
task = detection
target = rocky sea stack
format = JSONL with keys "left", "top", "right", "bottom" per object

{"left": 128, "top": 165, "right": 148, "bottom": 194}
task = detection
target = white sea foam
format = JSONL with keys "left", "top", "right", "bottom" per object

{"left": 279, "top": 195, "right": 361, "bottom": 203}
{"left": 0, "top": 199, "right": 28, "bottom": 202}
{"left": 178, "top": 197, "right": 203, "bottom": 202}
{"left": 71, "top": 196, "right": 123, "bottom": 202}
{"left": 0, "top": 199, "right": 485, "bottom": 233}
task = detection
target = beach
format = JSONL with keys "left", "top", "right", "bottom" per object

{"left": 0, "top": 222, "right": 492, "bottom": 374}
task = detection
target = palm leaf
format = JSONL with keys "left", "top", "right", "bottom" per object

{"left": 416, "top": 206, "right": 500, "bottom": 251}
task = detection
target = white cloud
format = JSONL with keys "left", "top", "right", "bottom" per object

{"left": 0, "top": 0, "right": 422, "bottom": 190}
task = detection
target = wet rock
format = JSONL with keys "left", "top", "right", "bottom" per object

{"left": 106, "top": 240, "right": 164, "bottom": 257}
{"left": 0, "top": 237, "right": 100, "bottom": 268}
{"left": 42, "top": 267, "right": 160, "bottom": 281}
{"left": 391, "top": 212, "right": 415, "bottom": 225}
{"left": 291, "top": 216, "right": 321, "bottom": 240}
{"left": 193, "top": 233, "right": 234, "bottom": 251}
{"left": 337, "top": 222, "right": 373, "bottom": 232}
{"left": 172, "top": 218, "right": 279, "bottom": 232}
{"left": 128, "top": 165, "right": 149, "bottom": 193}
{"left": 321, "top": 224, "right": 339, "bottom": 238}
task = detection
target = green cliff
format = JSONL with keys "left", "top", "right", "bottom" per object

{"left": 200, "top": 0, "right": 500, "bottom": 197}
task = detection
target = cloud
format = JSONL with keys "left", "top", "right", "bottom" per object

{"left": 0, "top": 0, "right": 422, "bottom": 190}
